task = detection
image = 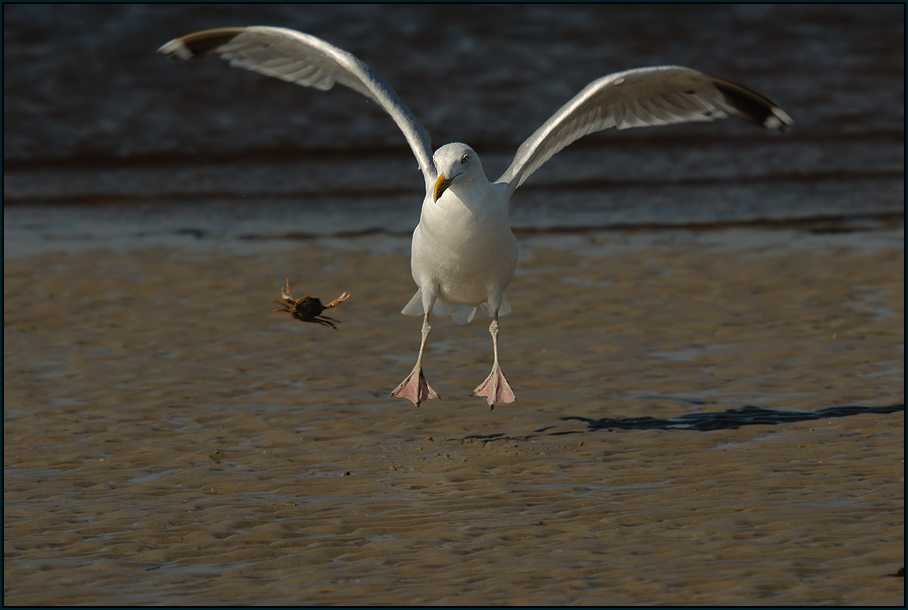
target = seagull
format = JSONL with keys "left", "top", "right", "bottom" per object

{"left": 158, "top": 26, "right": 793, "bottom": 409}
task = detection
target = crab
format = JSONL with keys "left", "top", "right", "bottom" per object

{"left": 272, "top": 278, "right": 350, "bottom": 330}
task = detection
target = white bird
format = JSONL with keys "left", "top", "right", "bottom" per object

{"left": 158, "top": 26, "right": 793, "bottom": 409}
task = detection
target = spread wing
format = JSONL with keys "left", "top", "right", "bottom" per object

{"left": 158, "top": 26, "right": 436, "bottom": 188}
{"left": 497, "top": 66, "right": 793, "bottom": 195}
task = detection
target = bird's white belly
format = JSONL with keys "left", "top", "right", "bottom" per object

{"left": 412, "top": 197, "right": 517, "bottom": 307}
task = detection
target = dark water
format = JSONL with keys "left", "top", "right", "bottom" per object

{"left": 3, "top": 3, "right": 904, "bottom": 246}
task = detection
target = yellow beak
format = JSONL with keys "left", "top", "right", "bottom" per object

{"left": 433, "top": 173, "right": 454, "bottom": 202}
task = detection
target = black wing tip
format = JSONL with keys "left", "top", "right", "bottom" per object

{"left": 712, "top": 77, "right": 794, "bottom": 131}
{"left": 157, "top": 27, "right": 246, "bottom": 60}
{"left": 764, "top": 107, "right": 795, "bottom": 132}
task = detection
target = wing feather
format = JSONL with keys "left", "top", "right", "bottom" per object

{"left": 158, "top": 26, "right": 436, "bottom": 186}
{"left": 497, "top": 66, "right": 793, "bottom": 193}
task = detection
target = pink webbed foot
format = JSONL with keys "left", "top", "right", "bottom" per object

{"left": 391, "top": 367, "right": 439, "bottom": 408}
{"left": 472, "top": 364, "right": 516, "bottom": 410}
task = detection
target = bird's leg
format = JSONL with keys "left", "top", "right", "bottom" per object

{"left": 472, "top": 318, "right": 516, "bottom": 409}
{"left": 391, "top": 314, "right": 439, "bottom": 407}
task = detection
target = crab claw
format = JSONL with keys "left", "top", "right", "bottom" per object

{"left": 324, "top": 292, "right": 350, "bottom": 309}
{"left": 279, "top": 278, "right": 296, "bottom": 304}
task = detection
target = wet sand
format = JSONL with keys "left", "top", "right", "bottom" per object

{"left": 3, "top": 225, "right": 904, "bottom": 605}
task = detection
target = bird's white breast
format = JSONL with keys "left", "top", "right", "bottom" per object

{"left": 411, "top": 183, "right": 517, "bottom": 308}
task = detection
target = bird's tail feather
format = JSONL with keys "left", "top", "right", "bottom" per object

{"left": 401, "top": 291, "right": 510, "bottom": 324}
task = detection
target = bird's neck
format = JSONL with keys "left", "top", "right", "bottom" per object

{"left": 443, "top": 176, "right": 497, "bottom": 213}
{"left": 420, "top": 178, "right": 510, "bottom": 237}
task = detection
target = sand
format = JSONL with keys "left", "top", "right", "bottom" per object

{"left": 3, "top": 225, "right": 904, "bottom": 605}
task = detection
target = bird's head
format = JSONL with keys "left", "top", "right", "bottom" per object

{"left": 432, "top": 143, "right": 483, "bottom": 202}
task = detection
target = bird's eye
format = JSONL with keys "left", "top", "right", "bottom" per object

{"left": 460, "top": 154, "right": 470, "bottom": 165}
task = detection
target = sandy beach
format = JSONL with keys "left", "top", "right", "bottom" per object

{"left": 4, "top": 225, "right": 903, "bottom": 605}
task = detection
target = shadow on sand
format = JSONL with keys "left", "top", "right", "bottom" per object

{"left": 462, "top": 403, "right": 905, "bottom": 442}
